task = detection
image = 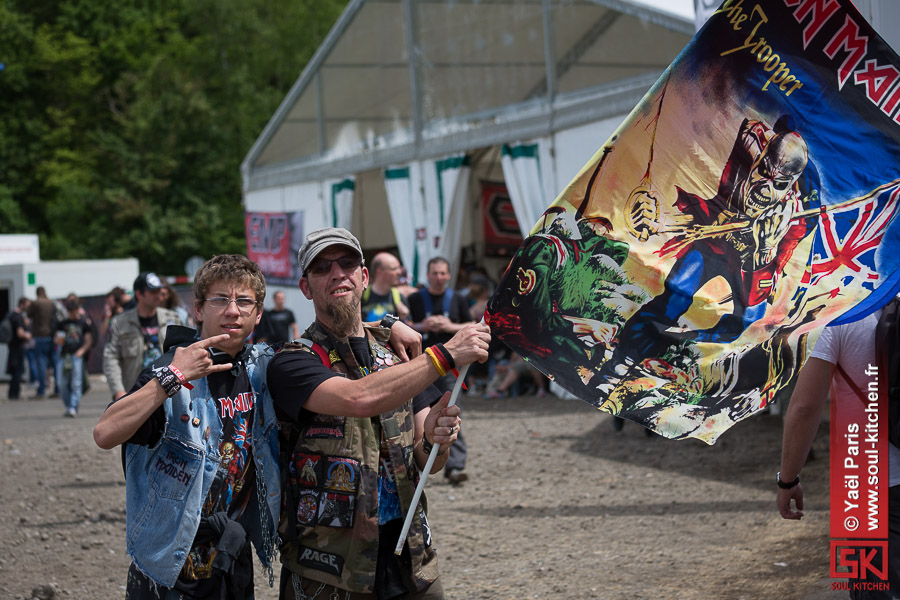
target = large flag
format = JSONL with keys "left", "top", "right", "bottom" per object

{"left": 486, "top": 0, "right": 900, "bottom": 444}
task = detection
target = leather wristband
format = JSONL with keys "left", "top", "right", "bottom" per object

{"left": 776, "top": 471, "right": 800, "bottom": 489}
{"left": 154, "top": 366, "right": 182, "bottom": 397}
{"left": 421, "top": 437, "right": 446, "bottom": 456}
{"left": 380, "top": 313, "right": 399, "bottom": 329}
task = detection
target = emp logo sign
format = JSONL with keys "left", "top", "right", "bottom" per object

{"left": 830, "top": 541, "right": 888, "bottom": 579}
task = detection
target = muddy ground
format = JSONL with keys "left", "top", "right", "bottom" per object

{"left": 0, "top": 377, "right": 843, "bottom": 600}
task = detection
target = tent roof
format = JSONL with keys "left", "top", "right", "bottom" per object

{"left": 242, "top": 0, "right": 692, "bottom": 192}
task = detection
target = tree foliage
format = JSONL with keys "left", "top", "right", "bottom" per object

{"left": 0, "top": 0, "right": 345, "bottom": 274}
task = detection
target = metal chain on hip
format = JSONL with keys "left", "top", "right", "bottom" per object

{"left": 254, "top": 448, "right": 279, "bottom": 587}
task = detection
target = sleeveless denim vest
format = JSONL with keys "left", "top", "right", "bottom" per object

{"left": 278, "top": 323, "right": 438, "bottom": 593}
{"left": 124, "top": 343, "right": 281, "bottom": 588}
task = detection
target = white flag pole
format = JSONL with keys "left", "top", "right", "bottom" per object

{"left": 394, "top": 361, "right": 471, "bottom": 555}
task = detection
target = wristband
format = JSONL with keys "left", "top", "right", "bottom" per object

{"left": 167, "top": 364, "right": 194, "bottom": 390}
{"left": 154, "top": 366, "right": 182, "bottom": 397}
{"left": 776, "top": 471, "right": 800, "bottom": 489}
{"left": 421, "top": 437, "right": 446, "bottom": 456}
{"left": 432, "top": 343, "right": 456, "bottom": 371}
{"left": 424, "top": 347, "right": 447, "bottom": 376}
{"left": 380, "top": 313, "right": 399, "bottom": 329}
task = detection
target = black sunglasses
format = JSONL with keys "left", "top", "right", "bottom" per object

{"left": 307, "top": 255, "right": 362, "bottom": 276}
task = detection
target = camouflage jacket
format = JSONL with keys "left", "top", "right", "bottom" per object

{"left": 278, "top": 322, "right": 438, "bottom": 593}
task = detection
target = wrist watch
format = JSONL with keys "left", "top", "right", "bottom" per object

{"left": 380, "top": 313, "right": 399, "bottom": 329}
{"left": 776, "top": 471, "right": 800, "bottom": 489}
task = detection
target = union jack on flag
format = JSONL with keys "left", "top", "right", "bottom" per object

{"left": 803, "top": 182, "right": 900, "bottom": 291}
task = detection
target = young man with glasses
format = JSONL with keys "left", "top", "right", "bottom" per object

{"left": 269, "top": 228, "right": 492, "bottom": 600}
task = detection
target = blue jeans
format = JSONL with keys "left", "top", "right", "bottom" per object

{"left": 32, "top": 337, "right": 54, "bottom": 396}
{"left": 56, "top": 354, "right": 83, "bottom": 412}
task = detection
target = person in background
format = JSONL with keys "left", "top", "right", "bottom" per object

{"left": 7, "top": 297, "right": 31, "bottom": 400}
{"left": 27, "top": 286, "right": 56, "bottom": 399}
{"left": 253, "top": 290, "right": 298, "bottom": 345}
{"left": 777, "top": 312, "right": 900, "bottom": 598}
{"left": 103, "top": 272, "right": 184, "bottom": 400}
{"left": 361, "top": 251, "right": 410, "bottom": 322}
{"left": 160, "top": 282, "right": 193, "bottom": 327}
{"left": 55, "top": 295, "right": 93, "bottom": 417}
{"left": 407, "top": 257, "right": 475, "bottom": 485}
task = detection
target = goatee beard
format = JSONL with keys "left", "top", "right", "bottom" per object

{"left": 326, "top": 298, "right": 360, "bottom": 338}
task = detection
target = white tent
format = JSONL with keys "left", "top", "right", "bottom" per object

{"left": 242, "top": 0, "right": 692, "bottom": 324}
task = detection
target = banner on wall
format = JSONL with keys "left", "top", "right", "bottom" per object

{"left": 245, "top": 211, "right": 304, "bottom": 285}
{"left": 481, "top": 180, "right": 524, "bottom": 257}
{"left": 486, "top": 0, "right": 900, "bottom": 444}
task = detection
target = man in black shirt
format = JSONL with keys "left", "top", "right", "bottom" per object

{"left": 271, "top": 228, "right": 491, "bottom": 600}
{"left": 407, "top": 257, "right": 475, "bottom": 484}
{"left": 6, "top": 297, "right": 31, "bottom": 400}
{"left": 55, "top": 296, "right": 93, "bottom": 417}
{"left": 254, "top": 290, "right": 298, "bottom": 345}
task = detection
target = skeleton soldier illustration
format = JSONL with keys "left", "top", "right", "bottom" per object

{"left": 600, "top": 115, "right": 821, "bottom": 393}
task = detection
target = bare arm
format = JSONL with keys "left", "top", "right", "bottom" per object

{"left": 777, "top": 356, "right": 832, "bottom": 520}
{"left": 303, "top": 323, "right": 490, "bottom": 418}
{"left": 93, "top": 334, "right": 233, "bottom": 449}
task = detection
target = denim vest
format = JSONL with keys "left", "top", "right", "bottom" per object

{"left": 123, "top": 343, "right": 281, "bottom": 588}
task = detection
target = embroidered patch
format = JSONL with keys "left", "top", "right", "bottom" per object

{"left": 304, "top": 414, "right": 345, "bottom": 438}
{"left": 296, "top": 489, "right": 319, "bottom": 525}
{"left": 297, "top": 545, "right": 344, "bottom": 578}
{"left": 317, "top": 492, "right": 354, "bottom": 528}
{"left": 290, "top": 452, "right": 321, "bottom": 487}
{"left": 323, "top": 457, "right": 359, "bottom": 493}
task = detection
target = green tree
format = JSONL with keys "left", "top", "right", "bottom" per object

{"left": 0, "top": 0, "right": 345, "bottom": 274}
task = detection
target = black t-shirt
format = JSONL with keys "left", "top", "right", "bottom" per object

{"left": 7, "top": 311, "right": 26, "bottom": 350}
{"left": 55, "top": 315, "right": 92, "bottom": 355}
{"left": 407, "top": 289, "right": 473, "bottom": 347}
{"left": 137, "top": 314, "right": 162, "bottom": 369}
{"left": 123, "top": 348, "right": 257, "bottom": 598}
{"left": 267, "top": 337, "right": 437, "bottom": 423}
{"left": 360, "top": 289, "right": 408, "bottom": 322}
{"left": 255, "top": 308, "right": 296, "bottom": 344}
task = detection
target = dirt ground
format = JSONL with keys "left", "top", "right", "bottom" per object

{"left": 0, "top": 376, "right": 844, "bottom": 600}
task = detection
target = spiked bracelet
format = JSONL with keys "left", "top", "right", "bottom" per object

{"left": 154, "top": 366, "right": 182, "bottom": 397}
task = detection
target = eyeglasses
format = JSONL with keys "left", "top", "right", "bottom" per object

{"left": 306, "top": 256, "right": 362, "bottom": 276}
{"left": 205, "top": 296, "right": 259, "bottom": 312}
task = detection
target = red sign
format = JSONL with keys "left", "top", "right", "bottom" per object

{"left": 245, "top": 211, "right": 302, "bottom": 284}
{"left": 481, "top": 181, "right": 523, "bottom": 257}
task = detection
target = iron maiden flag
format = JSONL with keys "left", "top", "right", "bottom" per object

{"left": 486, "top": 0, "right": 900, "bottom": 444}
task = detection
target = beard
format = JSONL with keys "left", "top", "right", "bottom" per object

{"left": 325, "top": 296, "right": 361, "bottom": 338}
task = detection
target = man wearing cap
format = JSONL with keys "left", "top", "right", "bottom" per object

{"left": 103, "top": 272, "right": 185, "bottom": 400}
{"left": 269, "top": 227, "right": 492, "bottom": 599}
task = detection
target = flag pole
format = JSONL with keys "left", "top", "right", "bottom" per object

{"left": 394, "top": 361, "right": 471, "bottom": 555}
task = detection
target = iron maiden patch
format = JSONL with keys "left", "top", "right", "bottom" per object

{"left": 323, "top": 456, "right": 359, "bottom": 494}
{"left": 296, "top": 545, "right": 344, "bottom": 578}
{"left": 290, "top": 452, "right": 321, "bottom": 487}
{"left": 304, "top": 414, "right": 345, "bottom": 439}
{"left": 318, "top": 492, "right": 355, "bottom": 528}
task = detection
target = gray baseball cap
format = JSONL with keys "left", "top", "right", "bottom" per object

{"left": 298, "top": 227, "right": 363, "bottom": 275}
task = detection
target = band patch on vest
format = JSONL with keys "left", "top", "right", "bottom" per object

{"left": 318, "top": 492, "right": 354, "bottom": 528}
{"left": 296, "top": 489, "right": 319, "bottom": 525}
{"left": 305, "top": 414, "right": 345, "bottom": 438}
{"left": 290, "top": 452, "right": 321, "bottom": 486}
{"left": 324, "top": 457, "right": 359, "bottom": 493}
{"left": 297, "top": 545, "right": 344, "bottom": 578}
